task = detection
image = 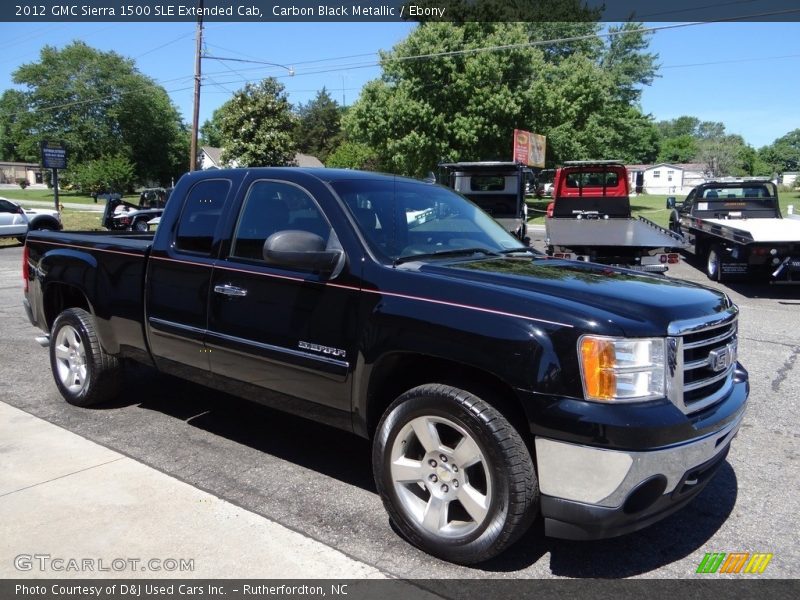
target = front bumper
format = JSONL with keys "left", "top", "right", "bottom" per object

{"left": 532, "top": 368, "right": 747, "bottom": 540}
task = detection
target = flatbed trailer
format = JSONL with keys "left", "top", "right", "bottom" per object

{"left": 545, "top": 161, "right": 685, "bottom": 272}
{"left": 670, "top": 179, "right": 800, "bottom": 282}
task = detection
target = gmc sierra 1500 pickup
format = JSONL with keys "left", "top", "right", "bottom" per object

{"left": 23, "top": 168, "right": 749, "bottom": 564}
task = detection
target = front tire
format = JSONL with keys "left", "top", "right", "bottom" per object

{"left": 133, "top": 218, "right": 149, "bottom": 232}
{"left": 373, "top": 384, "right": 538, "bottom": 564}
{"left": 49, "top": 308, "right": 121, "bottom": 407}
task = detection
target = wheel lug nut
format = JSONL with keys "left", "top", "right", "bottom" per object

{"left": 453, "top": 480, "right": 459, "bottom": 488}
{"left": 452, "top": 465, "right": 458, "bottom": 472}
{"left": 429, "top": 474, "right": 438, "bottom": 483}
{"left": 440, "top": 455, "right": 447, "bottom": 463}
{"left": 428, "top": 459, "right": 437, "bottom": 468}
{"left": 441, "top": 484, "right": 449, "bottom": 493}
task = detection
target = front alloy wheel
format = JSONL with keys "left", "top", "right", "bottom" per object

{"left": 389, "top": 414, "right": 492, "bottom": 539}
{"left": 373, "top": 384, "right": 538, "bottom": 564}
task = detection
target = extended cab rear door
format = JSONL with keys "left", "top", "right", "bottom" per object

{"left": 145, "top": 175, "right": 239, "bottom": 382}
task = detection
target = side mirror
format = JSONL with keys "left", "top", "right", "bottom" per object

{"left": 263, "top": 230, "right": 343, "bottom": 277}
{"left": 666, "top": 196, "right": 677, "bottom": 209}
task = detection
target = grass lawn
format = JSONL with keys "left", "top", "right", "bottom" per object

{"left": 526, "top": 190, "right": 800, "bottom": 229}
{"left": 0, "top": 187, "right": 139, "bottom": 205}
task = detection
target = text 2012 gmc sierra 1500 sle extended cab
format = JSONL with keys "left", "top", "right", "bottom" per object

{"left": 23, "top": 168, "right": 749, "bottom": 564}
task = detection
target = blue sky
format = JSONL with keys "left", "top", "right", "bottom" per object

{"left": 0, "top": 20, "right": 798, "bottom": 149}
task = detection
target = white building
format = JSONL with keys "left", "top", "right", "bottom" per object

{"left": 199, "top": 146, "right": 323, "bottom": 170}
{"left": 626, "top": 163, "right": 708, "bottom": 195}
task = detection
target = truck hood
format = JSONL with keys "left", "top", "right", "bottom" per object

{"left": 419, "top": 257, "right": 731, "bottom": 337}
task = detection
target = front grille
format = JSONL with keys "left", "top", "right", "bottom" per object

{"left": 667, "top": 307, "right": 738, "bottom": 415}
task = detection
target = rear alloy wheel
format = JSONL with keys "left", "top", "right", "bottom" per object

{"left": 133, "top": 219, "right": 149, "bottom": 232}
{"left": 373, "top": 384, "right": 538, "bottom": 564}
{"left": 50, "top": 308, "right": 121, "bottom": 406}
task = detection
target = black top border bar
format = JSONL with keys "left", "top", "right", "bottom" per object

{"left": 3, "top": 0, "right": 800, "bottom": 22}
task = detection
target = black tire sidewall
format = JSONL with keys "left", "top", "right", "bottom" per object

{"left": 373, "top": 387, "right": 525, "bottom": 563}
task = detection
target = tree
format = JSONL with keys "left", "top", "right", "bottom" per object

{"left": 216, "top": 78, "right": 296, "bottom": 167}
{"left": 1, "top": 42, "right": 186, "bottom": 186}
{"left": 344, "top": 21, "right": 659, "bottom": 176}
{"left": 326, "top": 141, "right": 379, "bottom": 170}
{"left": 200, "top": 107, "right": 225, "bottom": 148}
{"left": 293, "top": 88, "right": 342, "bottom": 162}
{"left": 0, "top": 90, "right": 27, "bottom": 161}
{"left": 70, "top": 155, "right": 136, "bottom": 194}
{"left": 657, "top": 134, "right": 698, "bottom": 164}
{"left": 696, "top": 134, "right": 756, "bottom": 177}
{"left": 759, "top": 129, "right": 800, "bottom": 173}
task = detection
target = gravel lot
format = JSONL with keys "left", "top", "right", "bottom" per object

{"left": 1, "top": 237, "right": 798, "bottom": 579}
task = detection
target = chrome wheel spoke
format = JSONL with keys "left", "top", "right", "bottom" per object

{"left": 458, "top": 484, "right": 489, "bottom": 524}
{"left": 411, "top": 417, "right": 441, "bottom": 453}
{"left": 422, "top": 495, "right": 449, "bottom": 532}
{"left": 55, "top": 345, "right": 71, "bottom": 361}
{"left": 452, "top": 435, "right": 482, "bottom": 469}
{"left": 391, "top": 457, "right": 424, "bottom": 483}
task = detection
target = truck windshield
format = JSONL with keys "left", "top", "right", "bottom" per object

{"left": 329, "top": 179, "right": 526, "bottom": 262}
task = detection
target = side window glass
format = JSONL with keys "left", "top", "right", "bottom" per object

{"left": 231, "top": 181, "right": 331, "bottom": 261}
{"left": 175, "top": 179, "right": 231, "bottom": 255}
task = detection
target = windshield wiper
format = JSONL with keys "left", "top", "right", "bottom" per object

{"left": 394, "top": 247, "right": 501, "bottom": 266}
{"left": 498, "top": 247, "right": 538, "bottom": 255}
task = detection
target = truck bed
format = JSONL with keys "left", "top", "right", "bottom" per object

{"left": 546, "top": 216, "right": 684, "bottom": 249}
{"left": 701, "top": 218, "right": 800, "bottom": 243}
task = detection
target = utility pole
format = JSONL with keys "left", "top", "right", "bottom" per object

{"left": 189, "top": 0, "right": 204, "bottom": 172}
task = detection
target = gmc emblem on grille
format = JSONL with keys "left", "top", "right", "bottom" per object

{"left": 709, "top": 343, "right": 736, "bottom": 372}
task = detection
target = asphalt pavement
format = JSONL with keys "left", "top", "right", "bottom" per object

{"left": 0, "top": 238, "right": 798, "bottom": 580}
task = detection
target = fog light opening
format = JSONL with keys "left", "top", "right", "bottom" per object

{"left": 623, "top": 475, "right": 667, "bottom": 514}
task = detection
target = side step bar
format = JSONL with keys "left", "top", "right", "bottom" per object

{"left": 35, "top": 335, "right": 50, "bottom": 347}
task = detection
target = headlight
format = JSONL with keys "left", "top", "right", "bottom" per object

{"left": 578, "top": 336, "right": 665, "bottom": 402}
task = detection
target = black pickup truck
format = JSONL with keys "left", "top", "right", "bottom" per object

{"left": 23, "top": 168, "right": 748, "bottom": 564}
{"left": 669, "top": 179, "right": 800, "bottom": 283}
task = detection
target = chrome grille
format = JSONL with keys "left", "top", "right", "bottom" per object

{"left": 667, "top": 306, "right": 738, "bottom": 415}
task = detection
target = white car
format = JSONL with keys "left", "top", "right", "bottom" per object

{"left": 0, "top": 197, "right": 62, "bottom": 242}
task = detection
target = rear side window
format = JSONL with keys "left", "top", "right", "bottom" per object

{"left": 175, "top": 179, "right": 231, "bottom": 255}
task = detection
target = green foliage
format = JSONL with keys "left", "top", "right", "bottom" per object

{"left": 344, "top": 20, "right": 659, "bottom": 177}
{"left": 2, "top": 42, "right": 186, "bottom": 186}
{"left": 217, "top": 78, "right": 296, "bottom": 167}
{"left": 758, "top": 129, "right": 800, "bottom": 174}
{"left": 326, "top": 141, "right": 380, "bottom": 170}
{"left": 655, "top": 116, "right": 762, "bottom": 176}
{"left": 657, "top": 134, "right": 698, "bottom": 164}
{"left": 70, "top": 155, "right": 136, "bottom": 194}
{"left": 200, "top": 107, "right": 225, "bottom": 148}
{"left": 17, "top": 178, "right": 28, "bottom": 189}
{"left": 293, "top": 88, "right": 342, "bottom": 163}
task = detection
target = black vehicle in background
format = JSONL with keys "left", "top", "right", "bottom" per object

{"left": 102, "top": 187, "right": 173, "bottom": 231}
{"left": 669, "top": 179, "right": 800, "bottom": 282}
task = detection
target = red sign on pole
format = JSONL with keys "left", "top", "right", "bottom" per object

{"left": 513, "top": 129, "right": 546, "bottom": 168}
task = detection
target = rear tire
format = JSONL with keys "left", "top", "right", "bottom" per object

{"left": 373, "top": 384, "right": 538, "bottom": 564}
{"left": 49, "top": 308, "right": 122, "bottom": 407}
{"left": 133, "top": 218, "right": 149, "bottom": 232}
{"left": 706, "top": 244, "right": 726, "bottom": 282}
